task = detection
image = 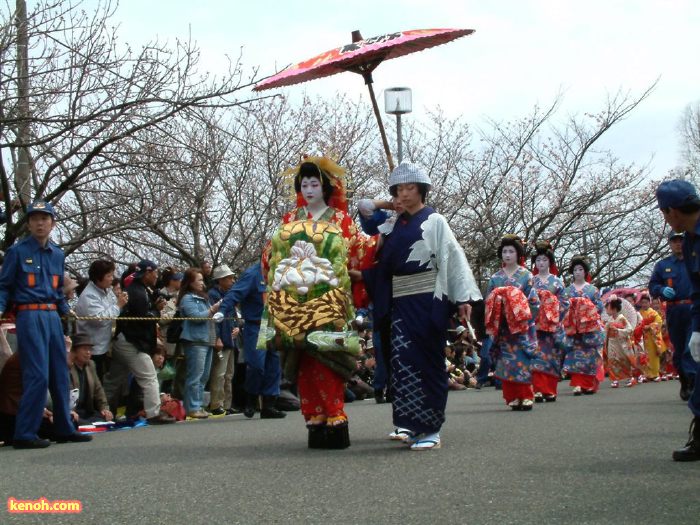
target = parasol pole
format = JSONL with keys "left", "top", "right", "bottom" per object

{"left": 350, "top": 30, "right": 395, "bottom": 172}
{"left": 364, "top": 76, "right": 395, "bottom": 172}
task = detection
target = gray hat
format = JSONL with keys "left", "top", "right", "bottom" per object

{"left": 212, "top": 264, "right": 234, "bottom": 281}
{"left": 388, "top": 162, "right": 432, "bottom": 189}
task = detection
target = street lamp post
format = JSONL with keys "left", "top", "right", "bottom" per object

{"left": 384, "top": 87, "right": 412, "bottom": 164}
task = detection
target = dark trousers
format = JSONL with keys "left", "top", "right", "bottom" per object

{"left": 242, "top": 323, "right": 281, "bottom": 396}
{"left": 91, "top": 353, "right": 109, "bottom": 384}
{"left": 667, "top": 304, "right": 698, "bottom": 378}
{"left": 14, "top": 310, "right": 74, "bottom": 441}
{"left": 231, "top": 347, "right": 247, "bottom": 409}
{"left": 477, "top": 336, "right": 494, "bottom": 384}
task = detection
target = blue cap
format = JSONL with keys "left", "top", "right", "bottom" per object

{"left": 26, "top": 200, "right": 56, "bottom": 218}
{"left": 656, "top": 179, "right": 700, "bottom": 210}
{"left": 172, "top": 272, "right": 184, "bottom": 281}
{"left": 668, "top": 231, "right": 684, "bottom": 240}
{"left": 133, "top": 259, "right": 158, "bottom": 278}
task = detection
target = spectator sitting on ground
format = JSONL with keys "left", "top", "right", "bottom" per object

{"left": 0, "top": 353, "right": 79, "bottom": 445}
{"left": 445, "top": 344, "right": 467, "bottom": 390}
{"left": 68, "top": 333, "right": 113, "bottom": 425}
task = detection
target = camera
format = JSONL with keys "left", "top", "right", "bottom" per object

{"left": 153, "top": 290, "right": 173, "bottom": 302}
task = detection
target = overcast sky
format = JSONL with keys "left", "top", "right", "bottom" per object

{"left": 110, "top": 0, "right": 699, "bottom": 178}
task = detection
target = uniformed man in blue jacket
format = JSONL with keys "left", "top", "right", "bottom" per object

{"left": 0, "top": 201, "right": 90, "bottom": 449}
{"left": 221, "top": 262, "right": 285, "bottom": 419}
{"left": 649, "top": 231, "right": 696, "bottom": 400}
{"left": 656, "top": 179, "right": 700, "bottom": 461}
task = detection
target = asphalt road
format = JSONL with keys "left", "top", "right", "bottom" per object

{"left": 1, "top": 379, "right": 698, "bottom": 525}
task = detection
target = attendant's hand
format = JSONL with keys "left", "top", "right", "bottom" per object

{"left": 231, "top": 327, "right": 240, "bottom": 339}
{"left": 101, "top": 409, "right": 114, "bottom": 422}
{"left": 154, "top": 297, "right": 166, "bottom": 311}
{"left": 358, "top": 199, "right": 376, "bottom": 218}
{"left": 348, "top": 270, "right": 363, "bottom": 283}
{"left": 661, "top": 287, "right": 676, "bottom": 299}
{"left": 458, "top": 303, "right": 472, "bottom": 323}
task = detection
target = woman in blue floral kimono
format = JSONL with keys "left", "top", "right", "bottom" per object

{"left": 562, "top": 255, "right": 605, "bottom": 395}
{"left": 362, "top": 162, "right": 482, "bottom": 450}
{"left": 530, "top": 241, "right": 568, "bottom": 402}
{"left": 485, "top": 235, "right": 540, "bottom": 411}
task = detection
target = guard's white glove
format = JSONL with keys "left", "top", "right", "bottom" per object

{"left": 358, "top": 198, "right": 376, "bottom": 218}
{"left": 689, "top": 331, "right": 700, "bottom": 362}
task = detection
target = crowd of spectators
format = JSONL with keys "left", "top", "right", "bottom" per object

{"left": 4, "top": 256, "right": 488, "bottom": 446}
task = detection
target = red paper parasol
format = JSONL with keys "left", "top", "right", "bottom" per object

{"left": 254, "top": 28, "right": 475, "bottom": 171}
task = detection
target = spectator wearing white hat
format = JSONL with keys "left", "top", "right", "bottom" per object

{"left": 207, "top": 264, "right": 240, "bottom": 416}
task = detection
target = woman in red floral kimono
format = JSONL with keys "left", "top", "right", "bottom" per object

{"left": 562, "top": 255, "right": 605, "bottom": 395}
{"left": 530, "top": 241, "right": 568, "bottom": 402}
{"left": 485, "top": 235, "right": 540, "bottom": 411}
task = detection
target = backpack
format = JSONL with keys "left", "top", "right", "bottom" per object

{"left": 166, "top": 309, "right": 183, "bottom": 344}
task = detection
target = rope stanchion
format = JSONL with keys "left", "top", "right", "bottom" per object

{"left": 0, "top": 315, "right": 241, "bottom": 322}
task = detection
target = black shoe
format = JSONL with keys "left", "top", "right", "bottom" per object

{"left": 679, "top": 374, "right": 691, "bottom": 401}
{"left": 474, "top": 382, "right": 483, "bottom": 390}
{"left": 260, "top": 407, "right": 287, "bottom": 419}
{"left": 308, "top": 426, "right": 327, "bottom": 449}
{"left": 260, "top": 396, "right": 287, "bottom": 419}
{"left": 325, "top": 424, "right": 350, "bottom": 449}
{"left": 146, "top": 413, "right": 176, "bottom": 425}
{"left": 210, "top": 408, "right": 227, "bottom": 416}
{"left": 544, "top": 395, "right": 557, "bottom": 402}
{"left": 226, "top": 407, "right": 243, "bottom": 415}
{"left": 55, "top": 432, "right": 93, "bottom": 443}
{"left": 244, "top": 393, "right": 258, "bottom": 419}
{"left": 672, "top": 417, "right": 700, "bottom": 462}
{"left": 374, "top": 389, "right": 386, "bottom": 404}
{"left": 13, "top": 438, "right": 51, "bottom": 449}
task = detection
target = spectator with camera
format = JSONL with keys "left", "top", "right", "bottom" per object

{"left": 75, "top": 259, "right": 128, "bottom": 382}
{"left": 102, "top": 259, "right": 175, "bottom": 425}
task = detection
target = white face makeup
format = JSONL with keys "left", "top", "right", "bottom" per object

{"left": 300, "top": 177, "right": 324, "bottom": 207}
{"left": 535, "top": 255, "right": 550, "bottom": 274}
{"left": 573, "top": 265, "right": 586, "bottom": 282}
{"left": 501, "top": 245, "right": 518, "bottom": 266}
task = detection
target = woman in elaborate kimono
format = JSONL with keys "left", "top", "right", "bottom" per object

{"left": 637, "top": 292, "right": 667, "bottom": 381}
{"left": 562, "top": 255, "right": 605, "bottom": 395}
{"left": 603, "top": 296, "right": 635, "bottom": 388}
{"left": 530, "top": 241, "right": 568, "bottom": 402}
{"left": 261, "top": 156, "right": 374, "bottom": 449}
{"left": 485, "top": 235, "right": 540, "bottom": 411}
{"left": 362, "top": 162, "right": 481, "bottom": 450}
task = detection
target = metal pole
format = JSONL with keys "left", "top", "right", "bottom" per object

{"left": 396, "top": 113, "right": 403, "bottom": 164}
